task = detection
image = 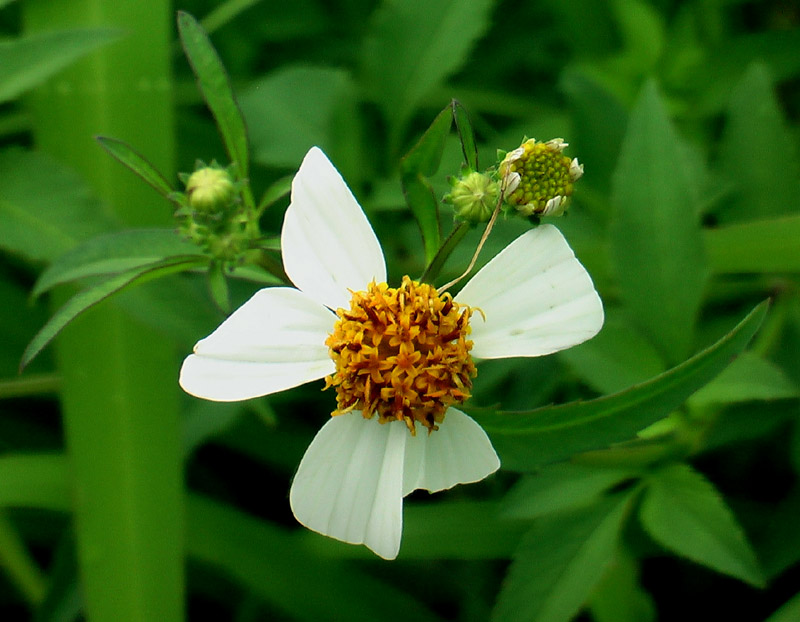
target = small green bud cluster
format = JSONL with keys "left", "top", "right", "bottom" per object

{"left": 443, "top": 169, "right": 500, "bottom": 223}
{"left": 499, "top": 138, "right": 583, "bottom": 218}
{"left": 174, "top": 163, "right": 253, "bottom": 263}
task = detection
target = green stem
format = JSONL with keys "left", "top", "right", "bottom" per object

{"left": 23, "top": 2, "right": 184, "bottom": 621}
{"left": 0, "top": 373, "right": 60, "bottom": 399}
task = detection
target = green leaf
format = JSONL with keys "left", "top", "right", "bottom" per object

{"left": 639, "top": 464, "right": 765, "bottom": 587}
{"left": 717, "top": 63, "right": 800, "bottom": 222}
{"left": 765, "top": 593, "right": 800, "bottom": 622}
{"left": 186, "top": 495, "right": 442, "bottom": 622}
{"left": 361, "top": 0, "right": 494, "bottom": 151}
{"left": 96, "top": 136, "right": 175, "bottom": 199}
{"left": 0, "top": 454, "right": 70, "bottom": 511}
{"left": 177, "top": 11, "right": 249, "bottom": 177}
{"left": 0, "top": 28, "right": 121, "bottom": 103}
{"left": 0, "top": 149, "right": 111, "bottom": 263}
{"left": 400, "top": 105, "right": 452, "bottom": 264}
{"left": 705, "top": 214, "right": 800, "bottom": 274}
{"left": 452, "top": 100, "right": 478, "bottom": 169}
{"left": 33, "top": 229, "right": 203, "bottom": 297}
{"left": 471, "top": 301, "right": 768, "bottom": 471}
{"left": 207, "top": 261, "right": 231, "bottom": 313}
{"left": 492, "top": 492, "right": 635, "bottom": 622}
{"left": 22, "top": 257, "right": 206, "bottom": 370}
{"left": 0, "top": 511, "right": 46, "bottom": 605}
{"left": 239, "top": 66, "right": 359, "bottom": 174}
{"left": 256, "top": 175, "right": 292, "bottom": 214}
{"left": 587, "top": 547, "right": 655, "bottom": 622}
{"left": 610, "top": 80, "right": 707, "bottom": 364}
{"left": 688, "top": 351, "right": 798, "bottom": 408}
{"left": 504, "top": 463, "right": 639, "bottom": 520}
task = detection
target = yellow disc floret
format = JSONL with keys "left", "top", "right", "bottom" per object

{"left": 325, "top": 276, "right": 476, "bottom": 435}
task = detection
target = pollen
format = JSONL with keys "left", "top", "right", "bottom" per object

{"left": 325, "top": 276, "right": 476, "bottom": 435}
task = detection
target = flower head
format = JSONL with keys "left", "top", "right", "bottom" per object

{"left": 185, "top": 166, "right": 236, "bottom": 213}
{"left": 500, "top": 138, "right": 584, "bottom": 217}
{"left": 443, "top": 170, "right": 500, "bottom": 223}
{"left": 179, "top": 147, "right": 604, "bottom": 559}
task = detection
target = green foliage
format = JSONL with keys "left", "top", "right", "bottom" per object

{"left": 2, "top": 0, "right": 799, "bottom": 620}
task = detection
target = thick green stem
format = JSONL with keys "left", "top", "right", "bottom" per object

{"left": 23, "top": 2, "right": 184, "bottom": 621}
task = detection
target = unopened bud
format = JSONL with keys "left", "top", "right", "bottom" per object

{"left": 444, "top": 171, "right": 500, "bottom": 223}
{"left": 185, "top": 167, "right": 236, "bottom": 212}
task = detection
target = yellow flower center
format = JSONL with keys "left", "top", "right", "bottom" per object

{"left": 502, "top": 140, "right": 575, "bottom": 215}
{"left": 325, "top": 276, "right": 476, "bottom": 435}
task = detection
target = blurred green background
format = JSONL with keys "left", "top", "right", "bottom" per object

{"left": 1, "top": 0, "right": 799, "bottom": 620}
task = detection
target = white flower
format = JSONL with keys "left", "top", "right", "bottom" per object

{"left": 179, "top": 147, "right": 604, "bottom": 560}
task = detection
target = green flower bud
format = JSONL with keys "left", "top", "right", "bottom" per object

{"left": 499, "top": 138, "right": 583, "bottom": 217}
{"left": 444, "top": 171, "right": 500, "bottom": 223}
{"left": 185, "top": 167, "right": 236, "bottom": 212}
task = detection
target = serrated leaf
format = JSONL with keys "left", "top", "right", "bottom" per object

{"left": 471, "top": 301, "right": 768, "bottom": 471}
{"left": 400, "top": 105, "right": 452, "bottom": 263}
{"left": 177, "top": 11, "right": 249, "bottom": 176}
{"left": 22, "top": 257, "right": 206, "bottom": 370}
{"left": 33, "top": 229, "right": 203, "bottom": 297}
{"left": 0, "top": 28, "right": 121, "bottom": 103}
{"left": 504, "top": 463, "right": 639, "bottom": 520}
{"left": 361, "top": 0, "right": 494, "bottom": 149}
{"left": 639, "top": 464, "right": 765, "bottom": 586}
{"left": 717, "top": 63, "right": 800, "bottom": 222}
{"left": 493, "top": 493, "right": 635, "bottom": 622}
{"left": 705, "top": 214, "right": 800, "bottom": 274}
{"left": 610, "top": 80, "right": 706, "bottom": 364}
{"left": 96, "top": 136, "right": 175, "bottom": 199}
{"left": 452, "top": 100, "right": 478, "bottom": 169}
{"left": 0, "top": 149, "right": 111, "bottom": 263}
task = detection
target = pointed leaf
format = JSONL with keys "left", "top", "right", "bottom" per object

{"left": 0, "top": 28, "right": 121, "bottom": 103}
{"left": 33, "top": 229, "right": 203, "bottom": 297}
{"left": 610, "top": 80, "right": 706, "bottom": 364}
{"left": 472, "top": 301, "right": 768, "bottom": 471}
{"left": 452, "top": 100, "right": 478, "bottom": 169}
{"left": 639, "top": 464, "right": 765, "bottom": 587}
{"left": 177, "top": 11, "right": 248, "bottom": 176}
{"left": 22, "top": 257, "right": 206, "bottom": 370}
{"left": 493, "top": 493, "right": 635, "bottom": 622}
{"left": 96, "top": 136, "right": 175, "bottom": 199}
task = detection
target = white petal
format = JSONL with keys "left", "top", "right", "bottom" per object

{"left": 456, "top": 225, "right": 604, "bottom": 359}
{"left": 281, "top": 147, "right": 387, "bottom": 310}
{"left": 403, "top": 408, "right": 500, "bottom": 496}
{"left": 290, "top": 413, "right": 407, "bottom": 560}
{"left": 179, "top": 287, "right": 334, "bottom": 401}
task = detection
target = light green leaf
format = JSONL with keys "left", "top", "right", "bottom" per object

{"left": 0, "top": 28, "right": 121, "bottom": 103}
{"left": 361, "top": 0, "right": 494, "bottom": 150}
{"left": 96, "top": 136, "right": 175, "bottom": 199}
{"left": 587, "top": 547, "right": 655, "bottom": 622}
{"left": 559, "top": 311, "right": 666, "bottom": 395}
{"left": 504, "top": 463, "right": 639, "bottom": 520}
{"left": 717, "top": 63, "right": 800, "bottom": 222}
{"left": 705, "top": 214, "right": 800, "bottom": 274}
{"left": 187, "top": 495, "right": 442, "bottom": 622}
{"left": 688, "top": 351, "right": 798, "bottom": 408}
{"left": 493, "top": 493, "right": 635, "bottom": 622}
{"left": 0, "top": 454, "right": 70, "bottom": 511}
{"left": 177, "top": 11, "right": 249, "bottom": 176}
{"left": 471, "top": 301, "right": 767, "bottom": 471}
{"left": 33, "top": 229, "right": 203, "bottom": 297}
{"left": 240, "top": 66, "right": 358, "bottom": 172}
{"left": 0, "top": 149, "right": 111, "bottom": 263}
{"left": 400, "top": 105, "right": 452, "bottom": 264}
{"left": 639, "top": 464, "right": 765, "bottom": 586}
{"left": 22, "top": 257, "right": 206, "bottom": 370}
{"left": 610, "top": 80, "right": 707, "bottom": 364}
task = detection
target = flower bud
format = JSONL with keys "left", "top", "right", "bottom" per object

{"left": 185, "top": 167, "right": 236, "bottom": 213}
{"left": 443, "top": 171, "right": 500, "bottom": 223}
{"left": 499, "top": 138, "right": 583, "bottom": 217}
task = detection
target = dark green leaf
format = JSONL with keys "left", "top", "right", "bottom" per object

{"left": 0, "top": 29, "right": 122, "bottom": 103}
{"left": 639, "top": 464, "right": 765, "bottom": 587}
{"left": 765, "top": 593, "right": 800, "bottom": 622}
{"left": 21, "top": 257, "right": 206, "bottom": 370}
{"left": 96, "top": 136, "right": 175, "bottom": 200}
{"left": 493, "top": 492, "right": 635, "bottom": 622}
{"left": 400, "top": 105, "right": 452, "bottom": 264}
{"left": 177, "top": 11, "right": 249, "bottom": 176}
{"left": 471, "top": 301, "right": 768, "bottom": 471}
{"left": 452, "top": 100, "right": 478, "bottom": 169}
{"left": 587, "top": 548, "right": 655, "bottom": 622}
{"left": 610, "top": 80, "right": 706, "bottom": 364}
{"left": 33, "top": 229, "right": 203, "bottom": 297}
